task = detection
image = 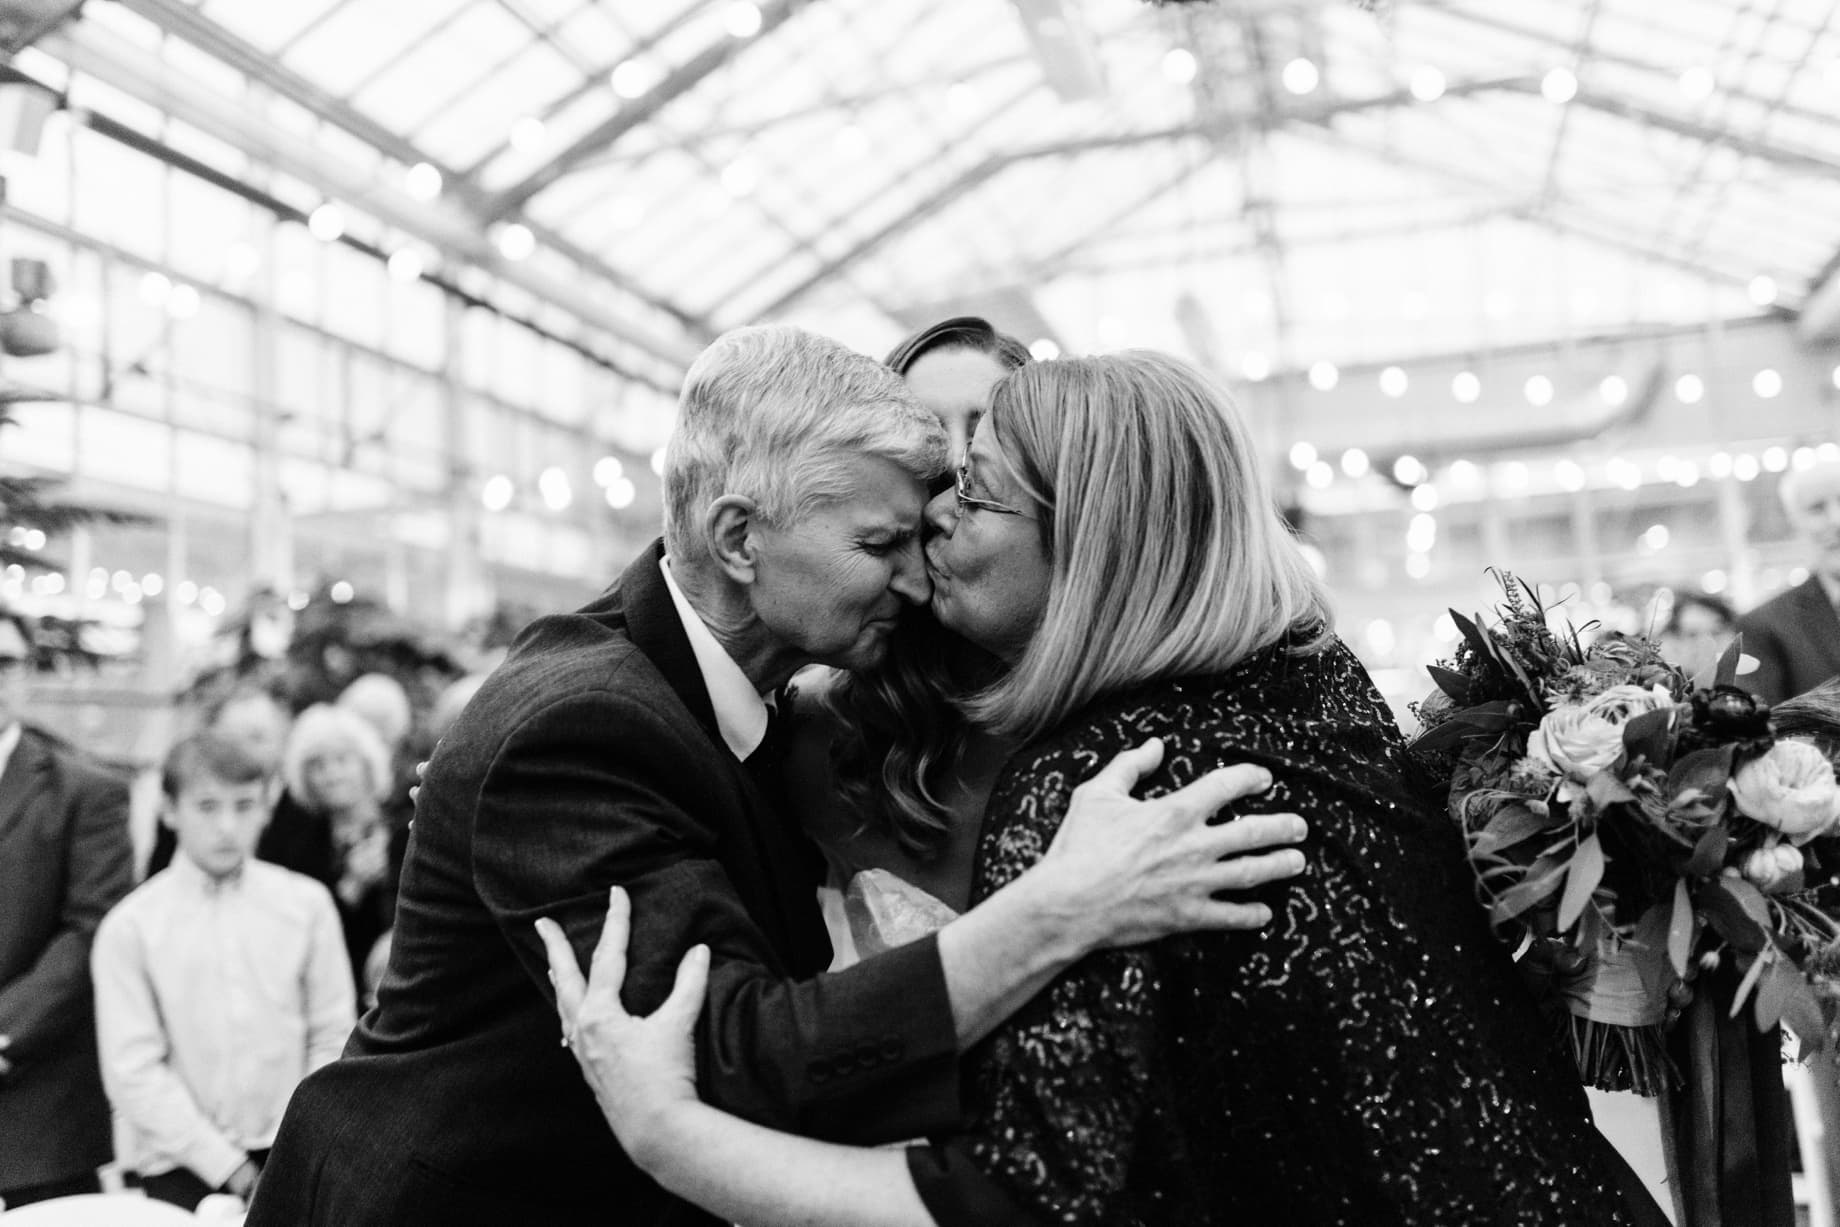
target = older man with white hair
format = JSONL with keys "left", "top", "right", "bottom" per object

{"left": 1736, "top": 455, "right": 1840, "bottom": 705}
{"left": 249, "top": 325, "right": 1306, "bottom": 1226}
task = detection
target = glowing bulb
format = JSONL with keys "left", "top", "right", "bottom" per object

{"left": 1752, "top": 368, "right": 1782, "bottom": 399}
{"left": 388, "top": 249, "right": 426, "bottom": 283}
{"left": 538, "top": 466, "right": 572, "bottom": 511}
{"left": 1410, "top": 66, "right": 1445, "bottom": 102}
{"left": 1379, "top": 366, "right": 1408, "bottom": 397}
{"left": 1163, "top": 49, "right": 1198, "bottom": 84}
{"left": 605, "top": 477, "right": 637, "bottom": 510}
{"left": 1028, "top": 338, "right": 1061, "bottom": 361}
{"left": 1392, "top": 455, "right": 1427, "bottom": 485}
{"left": 1405, "top": 553, "right": 1431, "bottom": 580}
{"left": 139, "top": 271, "right": 172, "bottom": 306}
{"left": 1762, "top": 447, "right": 1788, "bottom": 473}
{"left": 496, "top": 223, "right": 536, "bottom": 261}
{"left": 482, "top": 475, "right": 514, "bottom": 511}
{"left": 308, "top": 203, "right": 345, "bottom": 242}
{"left": 1734, "top": 453, "right": 1760, "bottom": 482}
{"left": 721, "top": 158, "right": 758, "bottom": 198}
{"left": 593, "top": 456, "right": 624, "bottom": 486}
{"left": 1240, "top": 352, "right": 1271, "bottom": 382}
{"left": 1410, "top": 484, "right": 1439, "bottom": 511}
{"left": 1599, "top": 375, "right": 1628, "bottom": 406}
{"left": 1542, "top": 66, "right": 1578, "bottom": 103}
{"left": 406, "top": 161, "right": 443, "bottom": 199}
{"left": 1289, "top": 442, "right": 1318, "bottom": 471}
{"left": 1308, "top": 361, "right": 1339, "bottom": 391}
{"left": 1524, "top": 375, "right": 1554, "bottom": 406}
{"left": 1674, "top": 373, "right": 1704, "bottom": 404}
{"left": 724, "top": 1, "right": 763, "bottom": 38}
{"left": 509, "top": 117, "right": 546, "bottom": 153}
{"left": 1555, "top": 460, "right": 1585, "bottom": 491}
{"left": 650, "top": 448, "right": 667, "bottom": 477}
{"left": 1452, "top": 371, "right": 1480, "bottom": 403}
{"left": 1679, "top": 66, "right": 1715, "bottom": 100}
{"left": 329, "top": 581, "right": 354, "bottom": 604}
{"left": 1748, "top": 274, "right": 1777, "bottom": 306}
{"left": 611, "top": 59, "right": 662, "bottom": 99}
{"left": 1341, "top": 448, "right": 1370, "bottom": 479}
{"left": 1282, "top": 57, "right": 1320, "bottom": 95}
{"left": 167, "top": 284, "right": 200, "bottom": 320}
{"left": 1306, "top": 461, "right": 1334, "bottom": 489}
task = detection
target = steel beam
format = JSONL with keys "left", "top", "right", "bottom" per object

{"left": 110, "top": 0, "right": 710, "bottom": 337}
{"left": 746, "top": 74, "right": 1521, "bottom": 317}
{"left": 40, "top": 17, "right": 700, "bottom": 369}
{"left": 481, "top": 0, "right": 802, "bottom": 221}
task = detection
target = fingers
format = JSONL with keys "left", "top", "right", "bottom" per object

{"left": 584, "top": 887, "right": 633, "bottom": 1011}
{"left": 1185, "top": 899, "right": 1276, "bottom": 931}
{"left": 1166, "top": 763, "right": 1275, "bottom": 817}
{"left": 1194, "top": 846, "right": 1308, "bottom": 894}
{"left": 1199, "top": 811, "right": 1306, "bottom": 857}
{"left": 1083, "top": 737, "right": 1166, "bottom": 796}
{"left": 534, "top": 916, "right": 586, "bottom": 1021}
{"left": 658, "top": 944, "right": 711, "bottom": 1032}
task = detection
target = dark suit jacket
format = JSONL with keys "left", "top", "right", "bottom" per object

{"left": 251, "top": 544, "right": 961, "bottom": 1226}
{"left": 1734, "top": 576, "right": 1840, "bottom": 704}
{"left": 0, "top": 726, "right": 132, "bottom": 1191}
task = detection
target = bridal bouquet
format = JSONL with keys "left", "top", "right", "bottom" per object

{"left": 1411, "top": 573, "right": 1840, "bottom": 1094}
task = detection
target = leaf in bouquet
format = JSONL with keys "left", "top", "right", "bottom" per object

{"left": 1772, "top": 972, "right": 1832, "bottom": 1058}
{"left": 1710, "top": 634, "right": 1743, "bottom": 690}
{"left": 1729, "top": 947, "right": 1773, "bottom": 1019}
{"left": 1410, "top": 702, "right": 1521, "bottom": 753}
{"left": 1449, "top": 611, "right": 1498, "bottom": 665}
{"left": 1685, "top": 824, "right": 1730, "bottom": 878}
{"left": 1557, "top": 834, "right": 1606, "bottom": 931}
{"left": 1620, "top": 708, "right": 1675, "bottom": 765}
{"left": 1750, "top": 954, "right": 1819, "bottom": 1036}
{"left": 1703, "top": 876, "right": 1772, "bottom": 954}
{"left": 1470, "top": 799, "right": 1553, "bottom": 857}
{"left": 1488, "top": 858, "right": 1568, "bottom": 926}
{"left": 1667, "top": 747, "right": 1733, "bottom": 805}
{"left": 1668, "top": 878, "right": 1694, "bottom": 978}
{"left": 1427, "top": 665, "right": 1476, "bottom": 704}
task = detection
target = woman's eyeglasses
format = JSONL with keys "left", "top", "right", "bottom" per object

{"left": 954, "top": 462, "right": 1027, "bottom": 518}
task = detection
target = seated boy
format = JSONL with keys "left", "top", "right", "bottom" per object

{"left": 91, "top": 731, "right": 355, "bottom": 1210}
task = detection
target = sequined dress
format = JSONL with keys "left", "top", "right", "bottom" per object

{"left": 906, "top": 637, "right": 1644, "bottom": 1227}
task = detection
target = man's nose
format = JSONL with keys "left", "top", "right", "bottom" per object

{"left": 890, "top": 541, "right": 932, "bottom": 605}
{"left": 923, "top": 487, "right": 957, "bottom": 536}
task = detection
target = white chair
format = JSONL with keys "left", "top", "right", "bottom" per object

{"left": 0, "top": 1192, "right": 243, "bottom": 1224}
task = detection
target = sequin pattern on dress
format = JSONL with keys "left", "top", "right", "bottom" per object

{"left": 942, "top": 637, "right": 1641, "bottom": 1227}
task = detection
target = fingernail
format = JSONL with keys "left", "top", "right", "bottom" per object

{"left": 1287, "top": 851, "right": 1307, "bottom": 873}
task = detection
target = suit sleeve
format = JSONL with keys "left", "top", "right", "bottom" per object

{"left": 0, "top": 764, "right": 133, "bottom": 1060}
{"left": 470, "top": 689, "right": 962, "bottom": 1144}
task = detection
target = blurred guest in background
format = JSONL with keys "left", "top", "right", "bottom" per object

{"left": 1737, "top": 457, "right": 1840, "bottom": 705}
{"left": 0, "top": 608, "right": 133, "bottom": 1208}
{"left": 1659, "top": 590, "right": 1736, "bottom": 680}
{"left": 150, "top": 685, "right": 327, "bottom": 883}
{"left": 92, "top": 732, "right": 353, "bottom": 1211}
{"left": 283, "top": 704, "right": 394, "bottom": 987}
{"left": 883, "top": 315, "right": 1030, "bottom": 458}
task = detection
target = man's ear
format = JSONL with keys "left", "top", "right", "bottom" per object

{"left": 705, "top": 495, "right": 762, "bottom": 584}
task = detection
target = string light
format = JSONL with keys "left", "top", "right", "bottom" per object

{"left": 1542, "top": 66, "right": 1579, "bottom": 104}
{"left": 1410, "top": 67, "right": 1445, "bottom": 102}
{"left": 1289, "top": 442, "right": 1318, "bottom": 471}
{"left": 1308, "top": 361, "right": 1339, "bottom": 391}
{"left": 1379, "top": 366, "right": 1408, "bottom": 397}
{"left": 1452, "top": 371, "right": 1481, "bottom": 403}
{"left": 1282, "top": 57, "right": 1319, "bottom": 95}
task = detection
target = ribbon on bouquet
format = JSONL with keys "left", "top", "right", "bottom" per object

{"left": 1555, "top": 917, "right": 1678, "bottom": 1096}
{"left": 1670, "top": 963, "right": 1795, "bottom": 1227}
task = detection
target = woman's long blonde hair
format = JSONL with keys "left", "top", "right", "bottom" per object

{"left": 966, "top": 350, "right": 1331, "bottom": 740}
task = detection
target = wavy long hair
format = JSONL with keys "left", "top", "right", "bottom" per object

{"left": 825, "top": 318, "right": 1028, "bottom": 859}
{"left": 966, "top": 351, "right": 1331, "bottom": 741}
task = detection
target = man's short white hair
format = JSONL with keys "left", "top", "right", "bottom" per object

{"left": 662, "top": 325, "right": 949, "bottom": 560}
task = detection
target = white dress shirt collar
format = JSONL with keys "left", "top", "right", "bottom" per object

{"left": 659, "top": 557, "right": 773, "bottom": 761}
{"left": 0, "top": 720, "right": 22, "bottom": 784}
{"left": 166, "top": 846, "right": 247, "bottom": 893}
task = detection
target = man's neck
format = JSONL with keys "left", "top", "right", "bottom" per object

{"left": 668, "top": 558, "right": 806, "bottom": 695}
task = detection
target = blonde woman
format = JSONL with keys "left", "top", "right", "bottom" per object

{"left": 542, "top": 352, "right": 1664, "bottom": 1226}
{"left": 284, "top": 703, "right": 394, "bottom": 983}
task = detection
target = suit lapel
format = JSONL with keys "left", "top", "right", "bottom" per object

{"left": 0, "top": 730, "right": 56, "bottom": 843}
{"left": 617, "top": 542, "right": 833, "bottom": 973}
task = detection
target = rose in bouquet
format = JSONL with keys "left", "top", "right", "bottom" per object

{"left": 1412, "top": 573, "right": 1840, "bottom": 1094}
